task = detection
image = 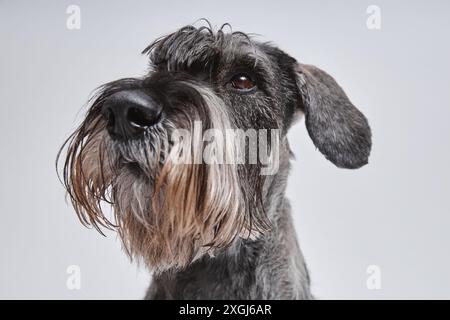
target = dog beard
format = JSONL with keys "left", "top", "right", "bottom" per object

{"left": 59, "top": 83, "right": 270, "bottom": 272}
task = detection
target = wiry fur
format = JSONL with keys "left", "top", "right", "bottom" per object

{"left": 57, "top": 23, "right": 371, "bottom": 299}
{"left": 59, "top": 80, "right": 269, "bottom": 272}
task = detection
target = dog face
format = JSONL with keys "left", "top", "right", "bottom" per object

{"left": 59, "top": 25, "right": 371, "bottom": 272}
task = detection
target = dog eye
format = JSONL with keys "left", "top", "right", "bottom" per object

{"left": 230, "top": 74, "right": 256, "bottom": 91}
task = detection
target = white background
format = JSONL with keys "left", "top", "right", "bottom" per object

{"left": 1, "top": 0, "right": 449, "bottom": 299}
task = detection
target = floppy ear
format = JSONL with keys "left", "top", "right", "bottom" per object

{"left": 295, "top": 64, "right": 372, "bottom": 169}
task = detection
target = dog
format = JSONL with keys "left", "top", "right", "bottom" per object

{"left": 58, "top": 23, "right": 371, "bottom": 299}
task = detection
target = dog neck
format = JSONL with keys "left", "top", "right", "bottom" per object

{"left": 145, "top": 155, "right": 313, "bottom": 299}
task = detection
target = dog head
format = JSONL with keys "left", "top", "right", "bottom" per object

{"left": 58, "top": 24, "right": 371, "bottom": 272}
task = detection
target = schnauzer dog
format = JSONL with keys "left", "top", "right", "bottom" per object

{"left": 58, "top": 24, "right": 371, "bottom": 299}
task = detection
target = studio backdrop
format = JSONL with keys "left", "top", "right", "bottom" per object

{"left": 0, "top": 0, "right": 449, "bottom": 299}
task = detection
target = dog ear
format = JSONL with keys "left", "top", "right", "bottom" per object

{"left": 295, "top": 64, "right": 372, "bottom": 169}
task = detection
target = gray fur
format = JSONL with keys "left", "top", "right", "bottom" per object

{"left": 59, "top": 23, "right": 371, "bottom": 300}
{"left": 296, "top": 64, "right": 372, "bottom": 169}
{"left": 145, "top": 141, "right": 313, "bottom": 299}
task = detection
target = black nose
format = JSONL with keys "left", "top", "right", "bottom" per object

{"left": 101, "top": 90, "right": 162, "bottom": 139}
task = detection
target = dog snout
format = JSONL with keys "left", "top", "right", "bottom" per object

{"left": 101, "top": 90, "right": 162, "bottom": 139}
